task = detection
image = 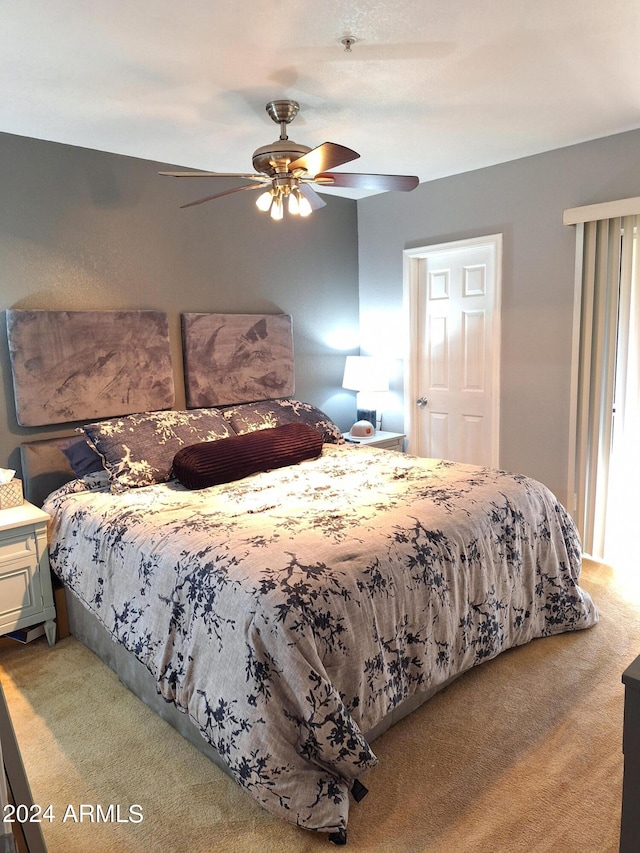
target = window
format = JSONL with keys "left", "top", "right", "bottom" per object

{"left": 565, "top": 201, "right": 640, "bottom": 564}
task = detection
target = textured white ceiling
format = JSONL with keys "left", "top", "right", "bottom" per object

{"left": 3, "top": 0, "right": 640, "bottom": 199}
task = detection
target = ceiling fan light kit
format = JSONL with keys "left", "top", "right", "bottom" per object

{"left": 160, "top": 99, "right": 419, "bottom": 220}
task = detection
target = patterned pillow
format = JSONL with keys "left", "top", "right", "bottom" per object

{"left": 173, "top": 423, "right": 323, "bottom": 489}
{"left": 82, "top": 409, "right": 234, "bottom": 493}
{"left": 222, "top": 398, "right": 345, "bottom": 445}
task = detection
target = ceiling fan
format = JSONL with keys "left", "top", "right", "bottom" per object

{"left": 159, "top": 99, "right": 419, "bottom": 220}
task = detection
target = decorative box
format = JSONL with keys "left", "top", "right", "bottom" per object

{"left": 0, "top": 478, "right": 23, "bottom": 509}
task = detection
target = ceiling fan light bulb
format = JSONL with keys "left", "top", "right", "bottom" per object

{"left": 270, "top": 195, "right": 284, "bottom": 220}
{"left": 256, "top": 190, "right": 273, "bottom": 212}
{"left": 288, "top": 192, "right": 300, "bottom": 215}
{"left": 298, "top": 195, "right": 313, "bottom": 217}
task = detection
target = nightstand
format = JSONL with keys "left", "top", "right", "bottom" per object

{"left": 0, "top": 502, "right": 56, "bottom": 646}
{"left": 342, "top": 430, "right": 406, "bottom": 451}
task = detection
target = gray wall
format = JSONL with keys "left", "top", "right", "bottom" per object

{"left": 0, "top": 133, "right": 360, "bottom": 476}
{"left": 4, "top": 128, "right": 640, "bottom": 508}
{"left": 357, "top": 127, "right": 640, "bottom": 507}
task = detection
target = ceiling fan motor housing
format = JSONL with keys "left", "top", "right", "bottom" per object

{"left": 252, "top": 139, "right": 311, "bottom": 177}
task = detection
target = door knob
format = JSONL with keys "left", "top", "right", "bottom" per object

{"left": 416, "top": 396, "right": 428, "bottom": 408}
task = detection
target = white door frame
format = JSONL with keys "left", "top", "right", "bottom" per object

{"left": 402, "top": 234, "right": 502, "bottom": 463}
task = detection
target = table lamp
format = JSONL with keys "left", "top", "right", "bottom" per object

{"left": 342, "top": 356, "right": 389, "bottom": 434}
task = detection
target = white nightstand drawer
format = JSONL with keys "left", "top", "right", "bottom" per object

{"left": 0, "top": 559, "right": 43, "bottom": 625}
{"left": 0, "top": 529, "right": 37, "bottom": 566}
{"left": 368, "top": 436, "right": 404, "bottom": 451}
{"left": 0, "top": 502, "right": 56, "bottom": 645}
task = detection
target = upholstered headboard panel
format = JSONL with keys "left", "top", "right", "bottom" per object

{"left": 181, "top": 313, "right": 294, "bottom": 407}
{"left": 6, "top": 309, "right": 175, "bottom": 426}
{"left": 20, "top": 438, "right": 77, "bottom": 508}
{"left": 10, "top": 309, "right": 297, "bottom": 506}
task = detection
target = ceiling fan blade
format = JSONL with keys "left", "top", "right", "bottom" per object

{"left": 298, "top": 182, "right": 327, "bottom": 210}
{"left": 179, "top": 183, "right": 266, "bottom": 209}
{"left": 314, "top": 172, "right": 420, "bottom": 192}
{"left": 160, "top": 171, "right": 266, "bottom": 181}
{"left": 289, "top": 142, "right": 360, "bottom": 177}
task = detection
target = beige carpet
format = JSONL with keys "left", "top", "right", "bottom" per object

{"left": 0, "top": 559, "right": 636, "bottom": 853}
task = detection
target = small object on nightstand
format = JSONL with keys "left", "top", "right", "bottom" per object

{"left": 342, "top": 430, "right": 406, "bottom": 452}
{"left": 0, "top": 502, "right": 56, "bottom": 647}
{"left": 0, "top": 469, "right": 22, "bottom": 510}
{"left": 349, "top": 419, "right": 375, "bottom": 438}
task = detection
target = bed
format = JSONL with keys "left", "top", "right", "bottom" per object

{"left": 8, "top": 309, "right": 598, "bottom": 845}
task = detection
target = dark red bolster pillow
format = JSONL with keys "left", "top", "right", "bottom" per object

{"left": 172, "top": 422, "right": 324, "bottom": 489}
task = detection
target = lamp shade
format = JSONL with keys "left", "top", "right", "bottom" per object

{"left": 342, "top": 356, "right": 389, "bottom": 392}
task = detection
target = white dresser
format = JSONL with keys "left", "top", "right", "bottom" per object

{"left": 0, "top": 502, "right": 56, "bottom": 646}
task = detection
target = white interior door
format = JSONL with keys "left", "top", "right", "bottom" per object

{"left": 404, "top": 235, "right": 502, "bottom": 466}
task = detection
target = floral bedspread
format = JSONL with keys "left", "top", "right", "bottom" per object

{"left": 43, "top": 446, "right": 598, "bottom": 837}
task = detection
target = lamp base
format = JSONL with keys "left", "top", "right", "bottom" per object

{"left": 357, "top": 408, "right": 376, "bottom": 430}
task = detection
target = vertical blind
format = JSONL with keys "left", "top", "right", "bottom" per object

{"left": 566, "top": 206, "right": 639, "bottom": 558}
